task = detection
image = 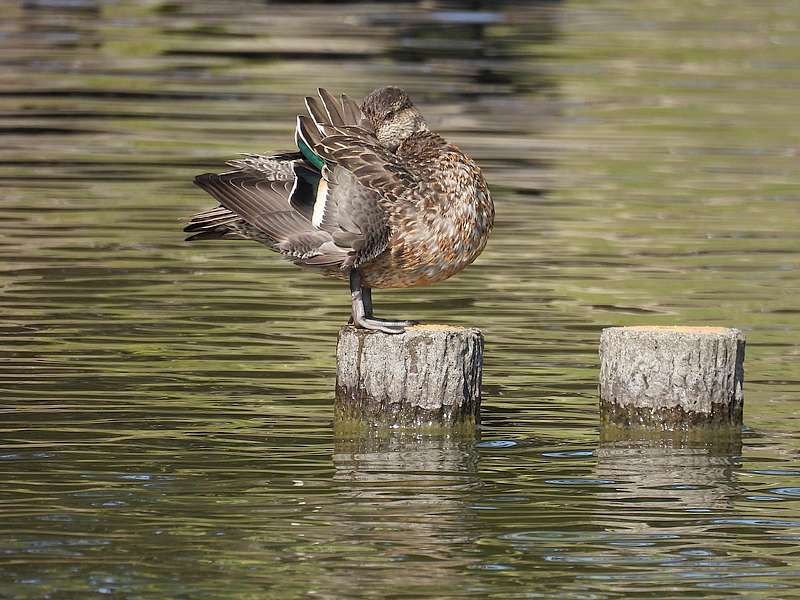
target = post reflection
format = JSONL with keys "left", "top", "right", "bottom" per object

{"left": 594, "top": 428, "right": 743, "bottom": 533}
{"left": 306, "top": 429, "right": 480, "bottom": 596}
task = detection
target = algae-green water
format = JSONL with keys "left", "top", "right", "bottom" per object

{"left": 2, "top": 1, "right": 799, "bottom": 597}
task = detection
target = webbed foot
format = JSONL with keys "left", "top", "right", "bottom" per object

{"left": 352, "top": 314, "right": 408, "bottom": 335}
{"left": 370, "top": 318, "right": 420, "bottom": 328}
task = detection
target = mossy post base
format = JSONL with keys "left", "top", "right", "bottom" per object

{"left": 335, "top": 325, "right": 483, "bottom": 428}
{"left": 599, "top": 326, "right": 745, "bottom": 429}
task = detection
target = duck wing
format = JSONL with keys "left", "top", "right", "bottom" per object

{"left": 292, "top": 88, "right": 422, "bottom": 267}
{"left": 297, "top": 88, "right": 415, "bottom": 198}
{"left": 187, "top": 89, "right": 412, "bottom": 270}
{"left": 185, "top": 153, "right": 301, "bottom": 242}
{"left": 188, "top": 154, "right": 388, "bottom": 269}
{"left": 184, "top": 205, "right": 248, "bottom": 241}
{"left": 191, "top": 168, "right": 346, "bottom": 263}
{"left": 293, "top": 89, "right": 420, "bottom": 263}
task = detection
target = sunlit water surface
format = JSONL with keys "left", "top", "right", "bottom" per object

{"left": 2, "top": 0, "right": 799, "bottom": 597}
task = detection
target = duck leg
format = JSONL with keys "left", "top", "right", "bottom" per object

{"left": 362, "top": 287, "right": 419, "bottom": 328}
{"left": 350, "top": 269, "right": 417, "bottom": 334}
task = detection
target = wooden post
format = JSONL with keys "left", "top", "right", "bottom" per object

{"left": 335, "top": 325, "right": 483, "bottom": 428}
{"left": 599, "top": 326, "right": 745, "bottom": 429}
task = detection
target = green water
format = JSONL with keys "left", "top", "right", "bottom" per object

{"left": 2, "top": 0, "right": 799, "bottom": 597}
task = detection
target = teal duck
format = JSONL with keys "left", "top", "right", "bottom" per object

{"left": 185, "top": 87, "right": 494, "bottom": 333}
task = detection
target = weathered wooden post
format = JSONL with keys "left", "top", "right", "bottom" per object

{"left": 335, "top": 325, "right": 484, "bottom": 428}
{"left": 599, "top": 326, "right": 745, "bottom": 429}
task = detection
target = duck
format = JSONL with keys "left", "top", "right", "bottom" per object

{"left": 184, "top": 87, "right": 494, "bottom": 333}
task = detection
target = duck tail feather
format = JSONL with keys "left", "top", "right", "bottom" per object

{"left": 318, "top": 88, "right": 345, "bottom": 127}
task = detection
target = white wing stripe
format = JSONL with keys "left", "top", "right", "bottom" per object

{"left": 312, "top": 179, "right": 329, "bottom": 229}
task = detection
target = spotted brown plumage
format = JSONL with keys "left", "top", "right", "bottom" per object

{"left": 185, "top": 87, "right": 494, "bottom": 333}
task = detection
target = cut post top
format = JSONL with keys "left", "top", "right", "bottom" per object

{"left": 602, "top": 325, "right": 742, "bottom": 338}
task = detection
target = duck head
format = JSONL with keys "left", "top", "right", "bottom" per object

{"left": 361, "top": 87, "right": 429, "bottom": 151}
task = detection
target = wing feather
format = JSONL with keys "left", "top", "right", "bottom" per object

{"left": 317, "top": 87, "right": 345, "bottom": 126}
{"left": 194, "top": 173, "right": 309, "bottom": 241}
{"left": 188, "top": 88, "right": 413, "bottom": 271}
{"left": 304, "top": 96, "right": 329, "bottom": 127}
{"left": 340, "top": 93, "right": 366, "bottom": 127}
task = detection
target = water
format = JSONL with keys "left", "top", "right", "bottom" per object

{"left": 2, "top": 0, "right": 800, "bottom": 596}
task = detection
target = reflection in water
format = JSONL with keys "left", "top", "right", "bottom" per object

{"left": 319, "top": 431, "right": 480, "bottom": 596}
{"left": 595, "top": 432, "right": 743, "bottom": 531}
{"left": 380, "top": 1, "right": 559, "bottom": 94}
